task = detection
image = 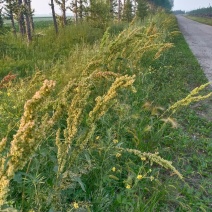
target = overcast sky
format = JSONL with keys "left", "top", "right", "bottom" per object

{"left": 173, "top": 0, "right": 212, "bottom": 11}
{"left": 31, "top": 1, "right": 59, "bottom": 15}
{"left": 31, "top": 0, "right": 212, "bottom": 15}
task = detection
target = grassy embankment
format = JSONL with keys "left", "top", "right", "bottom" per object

{"left": 0, "top": 12, "right": 211, "bottom": 211}
{"left": 186, "top": 6, "right": 212, "bottom": 26}
{"left": 186, "top": 15, "right": 212, "bottom": 26}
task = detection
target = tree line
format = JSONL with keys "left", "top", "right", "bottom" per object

{"left": 172, "top": 10, "right": 185, "bottom": 15}
{"left": 0, "top": 0, "right": 173, "bottom": 42}
{"left": 187, "top": 6, "right": 212, "bottom": 17}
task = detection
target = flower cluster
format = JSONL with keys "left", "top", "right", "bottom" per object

{"left": 0, "top": 72, "right": 16, "bottom": 89}
{"left": 168, "top": 83, "right": 212, "bottom": 114}
{"left": 0, "top": 80, "right": 56, "bottom": 205}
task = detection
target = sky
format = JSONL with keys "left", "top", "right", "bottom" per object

{"left": 31, "top": 1, "right": 60, "bottom": 16}
{"left": 173, "top": 0, "right": 212, "bottom": 11}
{"left": 31, "top": 0, "right": 212, "bottom": 15}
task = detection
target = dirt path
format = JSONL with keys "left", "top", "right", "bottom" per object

{"left": 176, "top": 15, "right": 212, "bottom": 83}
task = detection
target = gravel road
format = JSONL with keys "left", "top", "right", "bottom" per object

{"left": 176, "top": 15, "right": 212, "bottom": 83}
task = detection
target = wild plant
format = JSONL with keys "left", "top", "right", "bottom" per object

{"left": 0, "top": 12, "right": 211, "bottom": 211}
{"left": 0, "top": 72, "right": 16, "bottom": 89}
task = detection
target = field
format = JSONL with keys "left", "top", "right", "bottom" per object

{"left": 3, "top": 16, "right": 73, "bottom": 29}
{"left": 186, "top": 15, "right": 212, "bottom": 26}
{"left": 0, "top": 12, "right": 212, "bottom": 211}
{"left": 186, "top": 6, "right": 212, "bottom": 26}
{"left": 4, "top": 17, "right": 53, "bottom": 23}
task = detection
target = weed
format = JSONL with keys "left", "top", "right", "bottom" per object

{"left": 0, "top": 12, "right": 211, "bottom": 211}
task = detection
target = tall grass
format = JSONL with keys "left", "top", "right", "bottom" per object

{"left": 0, "top": 12, "right": 211, "bottom": 211}
{"left": 0, "top": 22, "right": 104, "bottom": 78}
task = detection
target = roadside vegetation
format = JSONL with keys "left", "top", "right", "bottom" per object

{"left": 187, "top": 6, "right": 212, "bottom": 17}
{"left": 186, "top": 6, "right": 212, "bottom": 26}
{"left": 0, "top": 1, "right": 212, "bottom": 211}
{"left": 172, "top": 10, "right": 185, "bottom": 15}
{"left": 186, "top": 15, "right": 212, "bottom": 26}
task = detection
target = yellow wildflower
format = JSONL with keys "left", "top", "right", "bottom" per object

{"left": 73, "top": 202, "right": 79, "bottom": 209}
{"left": 96, "top": 136, "right": 100, "bottom": 140}
{"left": 116, "top": 153, "right": 121, "bottom": 158}
{"left": 150, "top": 176, "right": 154, "bottom": 181}
{"left": 113, "top": 139, "right": 119, "bottom": 144}
{"left": 7, "top": 93, "right": 11, "bottom": 96}
{"left": 112, "top": 167, "right": 116, "bottom": 172}
{"left": 126, "top": 184, "right": 131, "bottom": 189}
{"left": 0, "top": 138, "right": 7, "bottom": 153}
{"left": 137, "top": 175, "right": 143, "bottom": 180}
{"left": 141, "top": 156, "right": 146, "bottom": 161}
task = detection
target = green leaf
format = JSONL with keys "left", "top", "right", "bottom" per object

{"left": 73, "top": 177, "right": 86, "bottom": 192}
{"left": 109, "top": 175, "right": 119, "bottom": 181}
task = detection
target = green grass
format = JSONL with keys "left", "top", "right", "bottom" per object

{"left": 33, "top": 17, "right": 54, "bottom": 22}
{"left": 0, "top": 22, "right": 104, "bottom": 78}
{"left": 3, "top": 17, "right": 54, "bottom": 29}
{"left": 0, "top": 19, "right": 126, "bottom": 79}
{"left": 0, "top": 13, "right": 212, "bottom": 211}
{"left": 186, "top": 15, "right": 212, "bottom": 26}
{"left": 145, "top": 23, "right": 212, "bottom": 211}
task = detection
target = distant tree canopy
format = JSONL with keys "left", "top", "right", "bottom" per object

{"left": 122, "top": 0, "right": 133, "bottom": 22}
{"left": 0, "top": 1, "right": 3, "bottom": 29}
{"left": 172, "top": 10, "right": 185, "bottom": 15}
{"left": 2, "top": 0, "right": 34, "bottom": 41}
{"left": 0, "top": 10, "right": 3, "bottom": 29}
{"left": 136, "top": 0, "right": 148, "bottom": 20}
{"left": 148, "top": 0, "right": 173, "bottom": 10}
{"left": 187, "top": 6, "right": 212, "bottom": 17}
{"left": 0, "top": 0, "right": 176, "bottom": 40}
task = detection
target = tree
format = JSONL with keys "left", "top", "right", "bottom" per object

{"left": 27, "top": 0, "right": 34, "bottom": 32}
{"left": 0, "top": 1, "right": 3, "bottom": 30}
{"left": 88, "top": 0, "right": 111, "bottom": 28}
{"left": 70, "top": 0, "right": 78, "bottom": 23}
{"left": 107, "top": 0, "right": 117, "bottom": 18}
{"left": 50, "top": 0, "right": 58, "bottom": 33}
{"left": 17, "top": 0, "right": 26, "bottom": 36}
{"left": 4, "top": 0, "right": 17, "bottom": 36}
{"left": 117, "top": 0, "right": 123, "bottom": 21}
{"left": 69, "top": 0, "right": 87, "bottom": 23}
{"left": 78, "top": 0, "right": 86, "bottom": 20}
{"left": 23, "top": 0, "right": 32, "bottom": 42}
{"left": 122, "top": 0, "right": 133, "bottom": 22}
{"left": 67, "top": 0, "right": 87, "bottom": 23}
{"left": 172, "top": 10, "right": 185, "bottom": 15}
{"left": 0, "top": 9, "right": 3, "bottom": 29}
{"left": 54, "top": 0, "right": 68, "bottom": 26}
{"left": 148, "top": 0, "right": 173, "bottom": 10}
{"left": 4, "top": 0, "right": 34, "bottom": 41}
{"left": 136, "top": 0, "right": 148, "bottom": 20}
